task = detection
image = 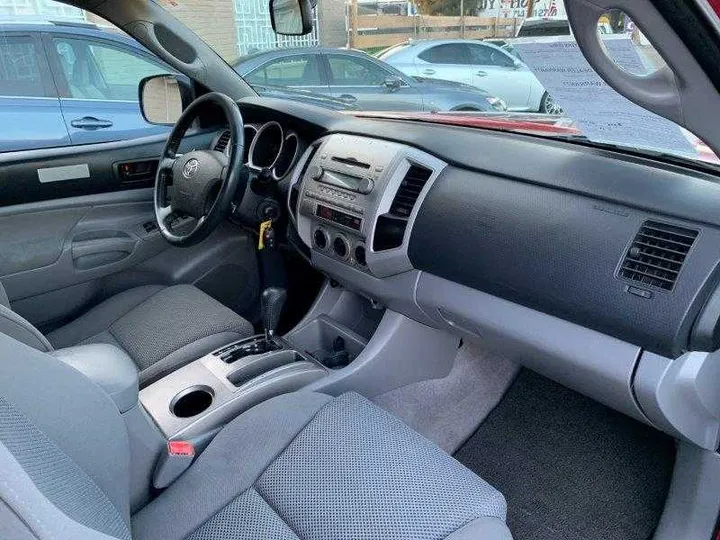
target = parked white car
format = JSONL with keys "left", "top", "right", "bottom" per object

{"left": 379, "top": 39, "right": 553, "bottom": 112}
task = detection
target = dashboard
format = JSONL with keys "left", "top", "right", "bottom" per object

{"left": 215, "top": 97, "right": 720, "bottom": 432}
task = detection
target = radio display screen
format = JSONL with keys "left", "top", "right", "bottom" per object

{"left": 320, "top": 171, "right": 361, "bottom": 192}
{"left": 316, "top": 204, "right": 362, "bottom": 231}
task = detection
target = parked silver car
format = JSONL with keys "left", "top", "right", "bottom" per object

{"left": 233, "top": 47, "right": 506, "bottom": 112}
{"left": 379, "top": 39, "right": 554, "bottom": 113}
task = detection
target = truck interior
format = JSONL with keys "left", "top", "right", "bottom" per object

{"left": 1, "top": 0, "right": 720, "bottom": 539}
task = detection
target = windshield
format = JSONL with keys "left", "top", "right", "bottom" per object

{"left": 1, "top": 0, "right": 713, "bottom": 167}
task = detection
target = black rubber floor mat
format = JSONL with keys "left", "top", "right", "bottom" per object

{"left": 455, "top": 370, "right": 676, "bottom": 540}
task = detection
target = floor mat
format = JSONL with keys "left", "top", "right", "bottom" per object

{"left": 455, "top": 370, "right": 676, "bottom": 540}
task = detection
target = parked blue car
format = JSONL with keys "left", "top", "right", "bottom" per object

{"left": 0, "top": 21, "right": 174, "bottom": 152}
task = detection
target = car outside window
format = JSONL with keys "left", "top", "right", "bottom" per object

{"left": 0, "top": 36, "right": 47, "bottom": 97}
{"left": 418, "top": 44, "right": 472, "bottom": 65}
{"left": 467, "top": 44, "right": 515, "bottom": 68}
{"left": 328, "top": 55, "right": 387, "bottom": 85}
{"left": 246, "top": 55, "right": 323, "bottom": 86}
{"left": 54, "top": 37, "right": 166, "bottom": 100}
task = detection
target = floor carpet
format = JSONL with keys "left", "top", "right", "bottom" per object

{"left": 455, "top": 369, "right": 676, "bottom": 540}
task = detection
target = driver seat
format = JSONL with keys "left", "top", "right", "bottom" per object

{"left": 0, "top": 282, "right": 254, "bottom": 386}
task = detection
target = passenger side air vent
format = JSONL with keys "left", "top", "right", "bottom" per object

{"left": 619, "top": 221, "right": 698, "bottom": 291}
{"left": 374, "top": 164, "right": 433, "bottom": 252}
{"left": 389, "top": 165, "right": 433, "bottom": 218}
{"left": 214, "top": 130, "right": 231, "bottom": 153}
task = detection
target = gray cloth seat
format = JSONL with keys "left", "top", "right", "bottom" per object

{"left": 0, "top": 333, "right": 512, "bottom": 540}
{"left": 0, "top": 282, "right": 253, "bottom": 385}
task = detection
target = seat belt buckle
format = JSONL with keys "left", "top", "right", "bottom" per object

{"left": 153, "top": 440, "right": 195, "bottom": 489}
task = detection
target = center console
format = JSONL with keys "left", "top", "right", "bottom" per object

{"left": 139, "top": 334, "right": 327, "bottom": 439}
{"left": 139, "top": 287, "right": 331, "bottom": 440}
{"left": 290, "top": 134, "right": 446, "bottom": 278}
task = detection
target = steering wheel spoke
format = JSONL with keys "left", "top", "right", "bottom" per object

{"left": 153, "top": 92, "right": 246, "bottom": 247}
{"left": 156, "top": 203, "right": 174, "bottom": 224}
{"left": 158, "top": 156, "right": 177, "bottom": 173}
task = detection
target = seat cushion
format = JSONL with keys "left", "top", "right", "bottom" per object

{"left": 133, "top": 391, "right": 510, "bottom": 540}
{"left": 46, "top": 285, "right": 253, "bottom": 385}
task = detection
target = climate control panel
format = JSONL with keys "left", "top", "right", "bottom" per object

{"left": 290, "top": 134, "right": 445, "bottom": 278}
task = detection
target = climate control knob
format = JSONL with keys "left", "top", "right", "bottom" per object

{"left": 313, "top": 228, "right": 329, "bottom": 250}
{"left": 333, "top": 235, "right": 350, "bottom": 260}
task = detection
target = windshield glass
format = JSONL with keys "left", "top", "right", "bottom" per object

{"left": 2, "top": 0, "right": 713, "bottom": 167}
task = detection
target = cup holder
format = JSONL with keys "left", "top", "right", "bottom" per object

{"left": 170, "top": 385, "right": 214, "bottom": 418}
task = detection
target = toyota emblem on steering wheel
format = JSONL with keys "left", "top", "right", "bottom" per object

{"left": 183, "top": 158, "right": 199, "bottom": 178}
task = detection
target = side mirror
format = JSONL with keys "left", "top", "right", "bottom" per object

{"left": 383, "top": 76, "right": 403, "bottom": 91}
{"left": 270, "top": 0, "right": 314, "bottom": 36}
{"left": 513, "top": 59, "right": 522, "bottom": 69}
{"left": 139, "top": 74, "right": 194, "bottom": 126}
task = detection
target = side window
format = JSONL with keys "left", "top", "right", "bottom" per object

{"left": 327, "top": 55, "right": 388, "bottom": 85}
{"left": 469, "top": 45, "right": 516, "bottom": 67}
{"left": 54, "top": 38, "right": 167, "bottom": 100}
{"left": 0, "top": 36, "right": 47, "bottom": 97}
{"left": 418, "top": 44, "right": 472, "bottom": 65}
{"left": 246, "top": 55, "right": 323, "bottom": 86}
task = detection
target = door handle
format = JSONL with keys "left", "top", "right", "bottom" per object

{"left": 476, "top": 71, "right": 488, "bottom": 77}
{"left": 338, "top": 94, "right": 357, "bottom": 103}
{"left": 423, "top": 69, "right": 436, "bottom": 75}
{"left": 71, "top": 116, "right": 113, "bottom": 130}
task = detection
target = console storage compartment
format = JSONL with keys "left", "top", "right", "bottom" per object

{"left": 285, "top": 315, "right": 367, "bottom": 367}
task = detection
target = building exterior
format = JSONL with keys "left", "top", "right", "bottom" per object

{"left": 0, "top": 0, "right": 83, "bottom": 19}
{"left": 1, "top": 0, "right": 323, "bottom": 59}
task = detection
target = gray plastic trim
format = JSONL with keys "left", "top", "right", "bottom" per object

{"left": 635, "top": 350, "right": 720, "bottom": 450}
{"left": 416, "top": 272, "right": 649, "bottom": 423}
{"left": 653, "top": 441, "right": 720, "bottom": 540}
{"left": 140, "top": 339, "right": 328, "bottom": 439}
{"left": 37, "top": 164, "right": 90, "bottom": 184}
{"left": 311, "top": 251, "right": 434, "bottom": 326}
{"left": 308, "top": 309, "right": 459, "bottom": 397}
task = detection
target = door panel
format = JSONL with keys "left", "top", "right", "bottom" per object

{"left": 0, "top": 130, "right": 259, "bottom": 329}
{"left": 0, "top": 130, "right": 215, "bottom": 206}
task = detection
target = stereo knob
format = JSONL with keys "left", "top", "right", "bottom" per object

{"left": 333, "top": 235, "right": 349, "bottom": 260}
{"left": 357, "top": 177, "right": 374, "bottom": 194}
{"left": 309, "top": 165, "right": 324, "bottom": 181}
{"left": 313, "top": 228, "right": 329, "bottom": 250}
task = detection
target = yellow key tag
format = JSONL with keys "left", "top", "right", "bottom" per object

{"left": 258, "top": 220, "right": 272, "bottom": 250}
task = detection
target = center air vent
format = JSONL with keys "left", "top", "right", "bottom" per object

{"left": 389, "top": 164, "right": 433, "bottom": 218}
{"left": 214, "top": 130, "right": 231, "bottom": 153}
{"left": 618, "top": 220, "right": 698, "bottom": 291}
{"left": 374, "top": 164, "right": 433, "bottom": 252}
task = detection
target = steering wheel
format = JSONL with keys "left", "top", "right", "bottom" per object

{"left": 154, "top": 92, "right": 245, "bottom": 247}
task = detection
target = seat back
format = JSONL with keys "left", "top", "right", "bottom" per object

{"left": 0, "top": 281, "right": 52, "bottom": 352}
{"left": 0, "top": 332, "right": 132, "bottom": 539}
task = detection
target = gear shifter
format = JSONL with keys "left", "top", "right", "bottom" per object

{"left": 261, "top": 287, "right": 287, "bottom": 342}
{"left": 218, "top": 287, "right": 287, "bottom": 363}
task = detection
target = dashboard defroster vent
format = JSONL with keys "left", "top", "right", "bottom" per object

{"left": 389, "top": 164, "right": 433, "bottom": 218}
{"left": 619, "top": 221, "right": 698, "bottom": 291}
{"left": 214, "top": 130, "right": 231, "bottom": 153}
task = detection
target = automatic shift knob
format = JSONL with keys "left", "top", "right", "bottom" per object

{"left": 261, "top": 287, "right": 287, "bottom": 339}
